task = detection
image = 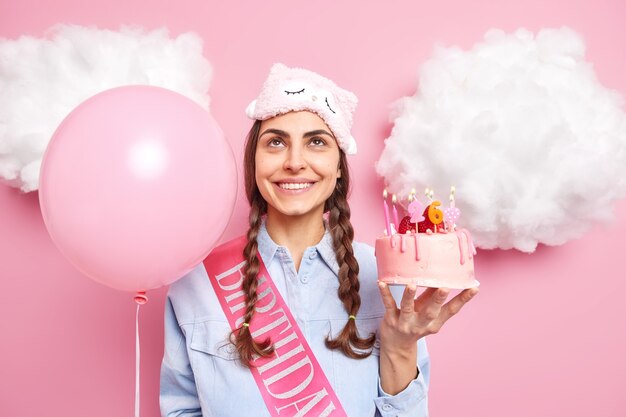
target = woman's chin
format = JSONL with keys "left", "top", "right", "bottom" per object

{"left": 268, "top": 203, "right": 325, "bottom": 220}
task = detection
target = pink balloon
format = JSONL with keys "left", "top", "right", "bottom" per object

{"left": 39, "top": 86, "right": 237, "bottom": 292}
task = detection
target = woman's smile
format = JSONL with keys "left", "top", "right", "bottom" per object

{"left": 274, "top": 178, "right": 316, "bottom": 192}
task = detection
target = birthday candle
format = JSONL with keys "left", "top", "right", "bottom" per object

{"left": 450, "top": 185, "right": 456, "bottom": 208}
{"left": 383, "top": 189, "right": 392, "bottom": 236}
{"left": 425, "top": 187, "right": 432, "bottom": 204}
{"left": 444, "top": 186, "right": 461, "bottom": 232}
{"left": 392, "top": 194, "right": 399, "bottom": 228}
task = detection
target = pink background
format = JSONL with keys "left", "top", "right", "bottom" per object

{"left": 1, "top": 1, "right": 625, "bottom": 416}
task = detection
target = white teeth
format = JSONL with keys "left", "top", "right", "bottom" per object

{"left": 278, "top": 182, "right": 312, "bottom": 190}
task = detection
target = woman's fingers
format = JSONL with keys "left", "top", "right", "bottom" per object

{"left": 377, "top": 281, "right": 398, "bottom": 312}
{"left": 398, "top": 285, "right": 418, "bottom": 322}
{"left": 414, "top": 286, "right": 437, "bottom": 303}
{"left": 414, "top": 287, "right": 449, "bottom": 327}
{"left": 435, "top": 287, "right": 479, "bottom": 327}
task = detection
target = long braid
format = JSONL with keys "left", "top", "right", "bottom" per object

{"left": 231, "top": 120, "right": 274, "bottom": 368}
{"left": 232, "top": 196, "right": 274, "bottom": 367}
{"left": 324, "top": 158, "right": 376, "bottom": 358}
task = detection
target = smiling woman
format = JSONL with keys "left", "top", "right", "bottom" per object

{"left": 159, "top": 63, "right": 478, "bottom": 417}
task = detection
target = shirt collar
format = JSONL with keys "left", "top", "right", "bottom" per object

{"left": 256, "top": 218, "right": 340, "bottom": 275}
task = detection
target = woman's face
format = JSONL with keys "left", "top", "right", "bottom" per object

{"left": 255, "top": 111, "right": 341, "bottom": 221}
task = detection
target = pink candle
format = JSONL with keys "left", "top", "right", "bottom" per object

{"left": 383, "top": 189, "right": 392, "bottom": 236}
{"left": 392, "top": 194, "right": 399, "bottom": 229}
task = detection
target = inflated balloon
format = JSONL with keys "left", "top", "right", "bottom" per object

{"left": 39, "top": 86, "right": 237, "bottom": 292}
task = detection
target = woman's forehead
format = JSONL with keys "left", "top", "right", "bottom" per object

{"left": 260, "top": 111, "right": 332, "bottom": 136}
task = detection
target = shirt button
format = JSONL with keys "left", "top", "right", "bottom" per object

{"left": 309, "top": 252, "right": 317, "bottom": 259}
{"left": 300, "top": 275, "right": 309, "bottom": 284}
{"left": 381, "top": 403, "right": 394, "bottom": 412}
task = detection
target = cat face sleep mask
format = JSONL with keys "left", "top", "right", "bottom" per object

{"left": 246, "top": 63, "right": 358, "bottom": 155}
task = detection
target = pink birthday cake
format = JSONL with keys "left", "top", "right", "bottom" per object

{"left": 375, "top": 189, "right": 479, "bottom": 289}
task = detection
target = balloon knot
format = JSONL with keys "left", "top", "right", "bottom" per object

{"left": 134, "top": 291, "right": 148, "bottom": 305}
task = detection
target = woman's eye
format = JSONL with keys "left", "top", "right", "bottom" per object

{"left": 268, "top": 138, "right": 285, "bottom": 147}
{"left": 310, "top": 137, "right": 326, "bottom": 146}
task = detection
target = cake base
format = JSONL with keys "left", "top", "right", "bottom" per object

{"left": 379, "top": 276, "right": 480, "bottom": 289}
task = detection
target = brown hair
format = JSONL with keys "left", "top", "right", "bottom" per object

{"left": 232, "top": 119, "right": 375, "bottom": 368}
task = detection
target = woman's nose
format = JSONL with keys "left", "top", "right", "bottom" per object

{"left": 283, "top": 147, "right": 307, "bottom": 171}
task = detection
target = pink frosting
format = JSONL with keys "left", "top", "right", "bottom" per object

{"left": 375, "top": 231, "right": 479, "bottom": 289}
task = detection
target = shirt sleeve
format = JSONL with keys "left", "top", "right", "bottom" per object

{"left": 159, "top": 295, "right": 203, "bottom": 417}
{"left": 373, "top": 337, "right": 430, "bottom": 417}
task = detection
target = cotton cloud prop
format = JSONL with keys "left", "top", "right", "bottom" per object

{"left": 0, "top": 24, "right": 211, "bottom": 192}
{"left": 376, "top": 27, "right": 626, "bottom": 253}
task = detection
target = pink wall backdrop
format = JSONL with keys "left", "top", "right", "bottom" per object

{"left": 1, "top": 1, "right": 625, "bottom": 416}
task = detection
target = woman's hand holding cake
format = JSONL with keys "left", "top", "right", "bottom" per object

{"left": 377, "top": 282, "right": 479, "bottom": 395}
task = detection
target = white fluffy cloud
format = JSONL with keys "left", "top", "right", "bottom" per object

{"left": 0, "top": 24, "right": 211, "bottom": 192}
{"left": 376, "top": 27, "right": 626, "bottom": 252}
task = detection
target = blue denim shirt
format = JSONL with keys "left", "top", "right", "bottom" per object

{"left": 160, "top": 221, "right": 430, "bottom": 416}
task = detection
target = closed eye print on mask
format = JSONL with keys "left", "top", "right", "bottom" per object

{"left": 325, "top": 97, "right": 336, "bottom": 114}
{"left": 282, "top": 81, "right": 311, "bottom": 98}
{"left": 285, "top": 88, "right": 305, "bottom": 95}
{"left": 319, "top": 89, "right": 338, "bottom": 115}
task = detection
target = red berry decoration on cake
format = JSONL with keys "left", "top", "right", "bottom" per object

{"left": 417, "top": 206, "right": 435, "bottom": 233}
{"left": 398, "top": 216, "right": 416, "bottom": 234}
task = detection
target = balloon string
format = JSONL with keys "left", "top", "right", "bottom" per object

{"left": 134, "top": 291, "right": 147, "bottom": 417}
{"left": 135, "top": 302, "right": 141, "bottom": 417}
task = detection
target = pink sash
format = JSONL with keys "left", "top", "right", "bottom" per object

{"left": 203, "top": 236, "right": 348, "bottom": 417}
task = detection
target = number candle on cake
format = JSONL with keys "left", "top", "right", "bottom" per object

{"left": 375, "top": 187, "right": 479, "bottom": 289}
